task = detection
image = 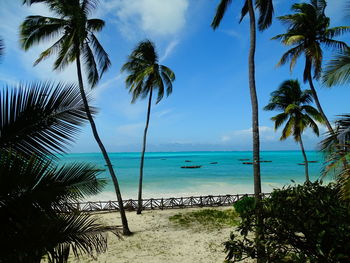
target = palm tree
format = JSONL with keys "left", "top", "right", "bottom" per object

{"left": 272, "top": 0, "right": 349, "bottom": 133}
{"left": 20, "top": 0, "right": 131, "bottom": 235}
{"left": 0, "top": 82, "right": 112, "bottom": 262}
{"left": 121, "top": 40, "right": 175, "bottom": 215}
{"left": 264, "top": 80, "right": 324, "bottom": 182}
{"left": 211, "top": 1, "right": 274, "bottom": 260}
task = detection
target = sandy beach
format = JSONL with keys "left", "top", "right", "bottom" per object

{"left": 72, "top": 207, "right": 251, "bottom": 263}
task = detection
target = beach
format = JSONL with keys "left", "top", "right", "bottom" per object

{"left": 72, "top": 207, "right": 252, "bottom": 263}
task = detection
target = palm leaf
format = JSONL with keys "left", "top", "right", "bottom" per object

{"left": 20, "top": 16, "right": 66, "bottom": 50}
{"left": 0, "top": 82, "right": 94, "bottom": 158}
{"left": 323, "top": 48, "right": 350, "bottom": 87}
{"left": 211, "top": 0, "right": 232, "bottom": 30}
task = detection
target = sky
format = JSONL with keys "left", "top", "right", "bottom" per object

{"left": 0, "top": 0, "right": 349, "bottom": 152}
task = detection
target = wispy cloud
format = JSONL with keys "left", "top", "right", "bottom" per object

{"left": 160, "top": 40, "right": 179, "bottom": 62}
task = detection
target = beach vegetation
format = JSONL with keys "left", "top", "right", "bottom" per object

{"left": 211, "top": 0, "right": 275, "bottom": 260}
{"left": 224, "top": 181, "right": 350, "bottom": 262}
{"left": 272, "top": 0, "right": 350, "bottom": 134}
{"left": 322, "top": 115, "right": 350, "bottom": 200}
{"left": 264, "top": 79, "right": 324, "bottom": 182}
{"left": 0, "top": 82, "right": 113, "bottom": 262}
{"left": 233, "top": 196, "right": 256, "bottom": 215}
{"left": 122, "top": 40, "right": 175, "bottom": 215}
{"left": 169, "top": 208, "right": 239, "bottom": 229}
{"left": 20, "top": 0, "right": 131, "bottom": 235}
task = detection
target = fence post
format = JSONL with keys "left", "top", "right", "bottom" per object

{"left": 161, "top": 198, "right": 164, "bottom": 210}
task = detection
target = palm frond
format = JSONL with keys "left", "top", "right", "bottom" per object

{"left": 256, "top": 0, "right": 274, "bottom": 31}
{"left": 89, "top": 34, "right": 111, "bottom": 83}
{"left": 0, "top": 82, "right": 94, "bottom": 158}
{"left": 87, "top": 18, "right": 105, "bottom": 32}
{"left": 323, "top": 48, "right": 350, "bottom": 87}
{"left": 83, "top": 43, "right": 99, "bottom": 87}
{"left": 211, "top": 0, "right": 232, "bottom": 29}
{"left": 20, "top": 16, "right": 66, "bottom": 51}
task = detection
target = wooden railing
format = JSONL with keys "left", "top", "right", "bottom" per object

{"left": 61, "top": 193, "right": 271, "bottom": 212}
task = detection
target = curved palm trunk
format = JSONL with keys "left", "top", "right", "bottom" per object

{"left": 137, "top": 87, "right": 153, "bottom": 214}
{"left": 247, "top": 0, "right": 264, "bottom": 261}
{"left": 75, "top": 54, "right": 131, "bottom": 235}
{"left": 306, "top": 61, "right": 333, "bottom": 133}
{"left": 299, "top": 136, "right": 310, "bottom": 182}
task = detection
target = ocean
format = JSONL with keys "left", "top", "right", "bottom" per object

{"left": 60, "top": 151, "right": 331, "bottom": 201}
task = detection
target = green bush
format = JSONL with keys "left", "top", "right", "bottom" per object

{"left": 225, "top": 181, "right": 350, "bottom": 262}
{"left": 233, "top": 196, "right": 256, "bottom": 215}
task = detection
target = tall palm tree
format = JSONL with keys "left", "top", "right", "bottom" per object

{"left": 121, "top": 40, "right": 175, "bottom": 215}
{"left": 264, "top": 80, "right": 324, "bottom": 182}
{"left": 211, "top": 1, "right": 274, "bottom": 260}
{"left": 272, "top": 0, "right": 349, "bottom": 133}
{"left": 0, "top": 82, "right": 111, "bottom": 262}
{"left": 20, "top": 0, "right": 131, "bottom": 235}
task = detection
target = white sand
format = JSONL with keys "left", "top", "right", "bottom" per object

{"left": 72, "top": 207, "right": 253, "bottom": 263}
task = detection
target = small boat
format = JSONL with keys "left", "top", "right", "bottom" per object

{"left": 185, "top": 160, "right": 192, "bottom": 162}
{"left": 259, "top": 160, "right": 272, "bottom": 163}
{"left": 239, "top": 158, "right": 250, "bottom": 161}
{"left": 210, "top": 162, "right": 218, "bottom": 164}
{"left": 242, "top": 162, "right": 254, "bottom": 165}
{"left": 308, "top": 161, "right": 318, "bottom": 163}
{"left": 297, "top": 163, "right": 305, "bottom": 165}
{"left": 181, "top": 165, "right": 202, "bottom": 169}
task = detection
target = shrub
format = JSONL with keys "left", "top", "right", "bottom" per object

{"left": 233, "top": 196, "right": 256, "bottom": 215}
{"left": 225, "top": 181, "right": 350, "bottom": 262}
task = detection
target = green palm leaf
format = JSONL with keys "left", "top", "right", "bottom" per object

{"left": 0, "top": 82, "right": 94, "bottom": 158}
{"left": 323, "top": 48, "right": 350, "bottom": 87}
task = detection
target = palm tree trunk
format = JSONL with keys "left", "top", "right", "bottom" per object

{"left": 247, "top": 0, "right": 264, "bottom": 261}
{"left": 299, "top": 136, "right": 310, "bottom": 182}
{"left": 75, "top": 53, "right": 131, "bottom": 235}
{"left": 137, "top": 87, "right": 153, "bottom": 214}
{"left": 306, "top": 61, "right": 333, "bottom": 133}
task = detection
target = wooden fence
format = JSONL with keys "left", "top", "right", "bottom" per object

{"left": 61, "top": 193, "right": 271, "bottom": 212}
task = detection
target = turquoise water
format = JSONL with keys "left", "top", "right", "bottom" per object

{"left": 60, "top": 151, "right": 331, "bottom": 201}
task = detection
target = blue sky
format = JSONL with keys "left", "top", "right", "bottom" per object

{"left": 0, "top": 0, "right": 349, "bottom": 152}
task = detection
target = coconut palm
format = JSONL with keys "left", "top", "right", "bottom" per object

{"left": 272, "top": 0, "right": 350, "bottom": 133}
{"left": 211, "top": 0, "right": 273, "bottom": 200}
{"left": 264, "top": 80, "right": 324, "bottom": 182}
{"left": 121, "top": 40, "right": 175, "bottom": 215}
{"left": 20, "top": 0, "right": 131, "bottom": 235}
{"left": 0, "top": 82, "right": 112, "bottom": 262}
{"left": 211, "top": 1, "right": 274, "bottom": 259}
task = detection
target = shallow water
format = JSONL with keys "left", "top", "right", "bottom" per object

{"left": 60, "top": 151, "right": 330, "bottom": 200}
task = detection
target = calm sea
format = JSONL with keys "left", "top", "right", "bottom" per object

{"left": 60, "top": 151, "right": 331, "bottom": 201}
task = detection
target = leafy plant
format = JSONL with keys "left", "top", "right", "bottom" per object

{"left": 0, "top": 82, "right": 113, "bottom": 262}
{"left": 233, "top": 196, "right": 256, "bottom": 215}
{"left": 224, "top": 182, "right": 350, "bottom": 262}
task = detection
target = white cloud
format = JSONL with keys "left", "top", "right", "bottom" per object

{"left": 106, "top": 0, "right": 189, "bottom": 39}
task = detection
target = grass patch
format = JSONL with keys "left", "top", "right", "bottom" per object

{"left": 169, "top": 208, "right": 239, "bottom": 229}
